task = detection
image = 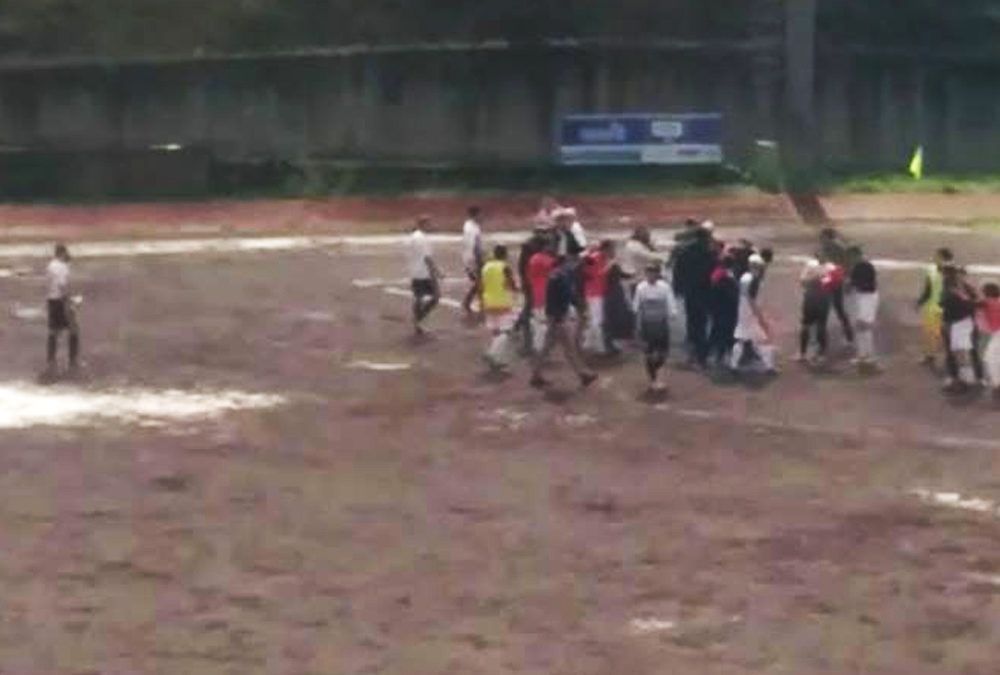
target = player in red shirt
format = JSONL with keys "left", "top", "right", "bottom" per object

{"left": 526, "top": 241, "right": 558, "bottom": 354}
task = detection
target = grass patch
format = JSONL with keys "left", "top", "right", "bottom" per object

{"left": 824, "top": 172, "right": 1000, "bottom": 195}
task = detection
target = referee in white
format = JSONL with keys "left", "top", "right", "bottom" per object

{"left": 45, "top": 243, "right": 81, "bottom": 375}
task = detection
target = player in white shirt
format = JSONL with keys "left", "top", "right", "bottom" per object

{"left": 460, "top": 206, "right": 484, "bottom": 318}
{"left": 621, "top": 227, "right": 664, "bottom": 289}
{"left": 45, "top": 243, "right": 81, "bottom": 375}
{"left": 407, "top": 216, "right": 441, "bottom": 336}
{"left": 633, "top": 262, "right": 679, "bottom": 391}
{"left": 731, "top": 255, "right": 778, "bottom": 374}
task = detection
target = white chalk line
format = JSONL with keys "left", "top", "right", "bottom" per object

{"left": 656, "top": 401, "right": 1000, "bottom": 453}
{"left": 383, "top": 286, "right": 463, "bottom": 309}
{"left": 2, "top": 230, "right": 999, "bottom": 276}
{"left": 911, "top": 488, "right": 1000, "bottom": 519}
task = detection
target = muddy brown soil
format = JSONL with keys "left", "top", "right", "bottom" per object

{"left": 0, "top": 222, "right": 999, "bottom": 674}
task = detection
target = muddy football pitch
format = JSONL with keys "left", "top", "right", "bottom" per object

{"left": 1, "top": 219, "right": 1000, "bottom": 674}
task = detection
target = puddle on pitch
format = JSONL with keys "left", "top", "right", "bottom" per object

{"left": 0, "top": 382, "right": 285, "bottom": 430}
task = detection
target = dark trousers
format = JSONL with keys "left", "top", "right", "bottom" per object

{"left": 684, "top": 297, "right": 710, "bottom": 365}
{"left": 708, "top": 315, "right": 736, "bottom": 363}
{"left": 800, "top": 302, "right": 831, "bottom": 356}
{"left": 831, "top": 285, "right": 854, "bottom": 343}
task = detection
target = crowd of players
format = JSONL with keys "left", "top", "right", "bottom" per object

{"left": 406, "top": 200, "right": 1000, "bottom": 399}
{"left": 29, "top": 206, "right": 1000, "bottom": 400}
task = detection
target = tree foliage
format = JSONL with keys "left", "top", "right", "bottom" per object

{"left": 0, "top": 0, "right": 996, "bottom": 59}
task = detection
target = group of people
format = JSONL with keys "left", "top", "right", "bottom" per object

{"left": 408, "top": 203, "right": 783, "bottom": 392}
{"left": 915, "top": 247, "right": 1000, "bottom": 396}
{"left": 407, "top": 203, "right": 1000, "bottom": 400}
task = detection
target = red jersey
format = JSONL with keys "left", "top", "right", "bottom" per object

{"left": 527, "top": 251, "right": 556, "bottom": 309}
{"left": 582, "top": 250, "right": 609, "bottom": 299}
{"left": 978, "top": 298, "right": 1000, "bottom": 334}
{"left": 821, "top": 263, "right": 845, "bottom": 293}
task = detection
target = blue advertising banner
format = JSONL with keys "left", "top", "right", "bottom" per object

{"left": 558, "top": 113, "right": 723, "bottom": 166}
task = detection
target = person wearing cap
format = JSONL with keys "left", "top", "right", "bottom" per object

{"left": 797, "top": 258, "right": 831, "bottom": 364}
{"left": 633, "top": 261, "right": 679, "bottom": 391}
{"left": 407, "top": 216, "right": 441, "bottom": 336}
{"left": 731, "top": 254, "right": 777, "bottom": 374}
{"left": 552, "top": 208, "right": 584, "bottom": 259}
{"left": 45, "top": 242, "right": 81, "bottom": 375}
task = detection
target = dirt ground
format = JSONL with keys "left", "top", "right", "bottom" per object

{"left": 0, "top": 191, "right": 796, "bottom": 241}
{"left": 2, "top": 217, "right": 1000, "bottom": 674}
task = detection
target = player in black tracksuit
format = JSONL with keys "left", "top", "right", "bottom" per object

{"left": 672, "top": 228, "right": 717, "bottom": 368}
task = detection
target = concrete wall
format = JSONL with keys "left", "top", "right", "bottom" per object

{"left": 0, "top": 44, "right": 997, "bottom": 171}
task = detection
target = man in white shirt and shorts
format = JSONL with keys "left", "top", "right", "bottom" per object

{"left": 46, "top": 243, "right": 81, "bottom": 375}
{"left": 408, "top": 216, "right": 441, "bottom": 336}
{"left": 461, "top": 206, "right": 484, "bottom": 319}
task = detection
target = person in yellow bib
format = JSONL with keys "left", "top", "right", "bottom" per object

{"left": 915, "top": 248, "right": 950, "bottom": 366}
{"left": 481, "top": 245, "right": 520, "bottom": 370}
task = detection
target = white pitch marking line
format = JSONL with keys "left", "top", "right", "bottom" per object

{"left": 911, "top": 488, "right": 1000, "bottom": 518}
{"left": 383, "top": 286, "right": 463, "bottom": 309}
{"left": 1, "top": 230, "right": 998, "bottom": 276}
{"left": 653, "top": 402, "right": 1000, "bottom": 453}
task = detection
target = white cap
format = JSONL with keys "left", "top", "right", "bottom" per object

{"left": 748, "top": 254, "right": 765, "bottom": 267}
{"left": 701, "top": 220, "right": 715, "bottom": 231}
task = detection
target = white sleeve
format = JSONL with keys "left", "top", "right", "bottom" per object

{"left": 571, "top": 222, "right": 587, "bottom": 248}
{"left": 665, "top": 282, "right": 679, "bottom": 317}
{"left": 632, "top": 284, "right": 645, "bottom": 314}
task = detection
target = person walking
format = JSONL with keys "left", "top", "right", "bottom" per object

{"left": 515, "top": 226, "right": 549, "bottom": 354}
{"left": 707, "top": 255, "right": 740, "bottom": 368}
{"left": 461, "top": 206, "right": 485, "bottom": 319}
{"left": 633, "top": 262, "right": 679, "bottom": 391}
{"left": 480, "top": 245, "right": 520, "bottom": 370}
{"left": 672, "top": 226, "right": 717, "bottom": 369}
{"left": 530, "top": 257, "right": 597, "bottom": 390}
{"left": 731, "top": 255, "right": 777, "bottom": 374}
{"left": 797, "top": 259, "right": 831, "bottom": 364}
{"left": 976, "top": 282, "right": 1000, "bottom": 400}
{"left": 45, "top": 243, "right": 81, "bottom": 376}
{"left": 941, "top": 265, "right": 978, "bottom": 392}
{"left": 849, "top": 246, "right": 881, "bottom": 370}
{"left": 817, "top": 228, "right": 856, "bottom": 347}
{"left": 916, "top": 248, "right": 951, "bottom": 366}
{"left": 407, "top": 216, "right": 441, "bottom": 336}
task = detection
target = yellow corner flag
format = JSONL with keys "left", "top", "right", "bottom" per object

{"left": 909, "top": 145, "right": 924, "bottom": 180}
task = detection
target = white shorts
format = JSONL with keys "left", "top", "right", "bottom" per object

{"left": 734, "top": 319, "right": 766, "bottom": 343}
{"left": 950, "top": 317, "right": 975, "bottom": 351}
{"left": 854, "top": 292, "right": 879, "bottom": 325}
{"left": 984, "top": 334, "right": 1000, "bottom": 386}
{"left": 485, "top": 310, "right": 516, "bottom": 333}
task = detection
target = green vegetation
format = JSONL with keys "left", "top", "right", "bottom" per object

{"left": 824, "top": 173, "right": 1000, "bottom": 195}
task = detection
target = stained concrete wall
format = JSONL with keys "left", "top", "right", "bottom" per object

{"left": 0, "top": 45, "right": 997, "bottom": 171}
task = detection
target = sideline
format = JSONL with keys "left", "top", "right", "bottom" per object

{"left": 1, "top": 229, "right": 999, "bottom": 275}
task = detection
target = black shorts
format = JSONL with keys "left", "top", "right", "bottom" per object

{"left": 48, "top": 299, "right": 71, "bottom": 331}
{"left": 640, "top": 319, "right": 670, "bottom": 353}
{"left": 411, "top": 278, "right": 437, "bottom": 298}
